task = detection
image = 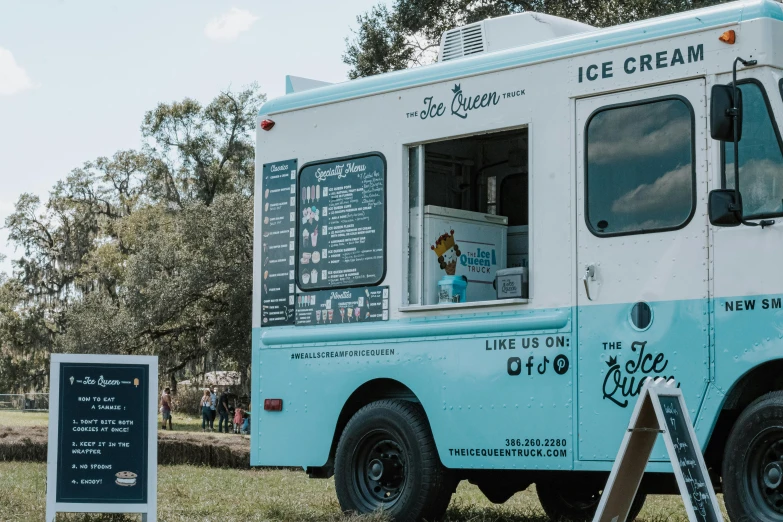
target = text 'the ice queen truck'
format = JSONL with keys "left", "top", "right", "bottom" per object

{"left": 253, "top": 1, "right": 783, "bottom": 520}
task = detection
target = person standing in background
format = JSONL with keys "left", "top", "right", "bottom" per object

{"left": 218, "top": 388, "right": 231, "bottom": 433}
{"left": 209, "top": 387, "right": 217, "bottom": 431}
{"left": 160, "top": 387, "right": 173, "bottom": 430}
{"left": 200, "top": 389, "right": 212, "bottom": 432}
{"left": 233, "top": 404, "right": 244, "bottom": 434}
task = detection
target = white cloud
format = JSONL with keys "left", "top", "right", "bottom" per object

{"left": 611, "top": 163, "right": 692, "bottom": 215}
{"left": 587, "top": 101, "right": 690, "bottom": 165}
{"left": 726, "top": 158, "right": 783, "bottom": 216}
{"left": 0, "top": 47, "right": 34, "bottom": 96}
{"left": 204, "top": 8, "right": 259, "bottom": 42}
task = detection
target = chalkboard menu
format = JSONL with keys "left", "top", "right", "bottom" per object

{"left": 296, "top": 286, "right": 389, "bottom": 326}
{"left": 297, "top": 153, "right": 386, "bottom": 290}
{"left": 261, "top": 158, "right": 298, "bottom": 326}
{"left": 659, "top": 395, "right": 720, "bottom": 522}
{"left": 55, "top": 362, "right": 149, "bottom": 504}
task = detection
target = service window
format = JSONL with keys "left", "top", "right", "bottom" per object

{"left": 406, "top": 128, "right": 529, "bottom": 307}
{"left": 296, "top": 153, "right": 386, "bottom": 290}
{"left": 585, "top": 97, "right": 696, "bottom": 236}
{"left": 723, "top": 80, "right": 783, "bottom": 219}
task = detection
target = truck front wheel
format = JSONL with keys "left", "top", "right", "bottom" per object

{"left": 334, "top": 399, "right": 455, "bottom": 521}
{"left": 724, "top": 391, "right": 783, "bottom": 521}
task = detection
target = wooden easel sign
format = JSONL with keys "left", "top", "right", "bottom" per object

{"left": 593, "top": 377, "right": 722, "bottom": 522}
{"left": 46, "top": 354, "right": 158, "bottom": 522}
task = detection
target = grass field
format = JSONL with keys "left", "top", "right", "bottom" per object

{"left": 0, "top": 460, "right": 726, "bottom": 522}
{"left": 0, "top": 411, "right": 727, "bottom": 521}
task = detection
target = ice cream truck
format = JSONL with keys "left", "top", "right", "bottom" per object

{"left": 252, "top": 1, "right": 783, "bottom": 519}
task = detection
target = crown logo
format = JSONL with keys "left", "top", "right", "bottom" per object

{"left": 431, "top": 230, "right": 460, "bottom": 275}
{"left": 605, "top": 355, "right": 618, "bottom": 367}
{"left": 431, "top": 230, "right": 456, "bottom": 256}
{"left": 452, "top": 83, "right": 461, "bottom": 94}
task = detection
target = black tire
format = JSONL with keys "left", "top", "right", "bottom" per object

{"left": 723, "top": 391, "right": 783, "bottom": 521}
{"left": 537, "top": 475, "right": 646, "bottom": 522}
{"left": 334, "top": 399, "right": 455, "bottom": 521}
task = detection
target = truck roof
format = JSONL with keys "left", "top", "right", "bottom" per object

{"left": 259, "top": 0, "right": 783, "bottom": 116}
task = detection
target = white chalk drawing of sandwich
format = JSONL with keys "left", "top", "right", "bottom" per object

{"left": 115, "top": 471, "right": 137, "bottom": 487}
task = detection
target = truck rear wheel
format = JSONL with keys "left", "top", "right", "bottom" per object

{"left": 723, "top": 391, "right": 783, "bottom": 521}
{"left": 536, "top": 475, "right": 646, "bottom": 521}
{"left": 334, "top": 399, "right": 455, "bottom": 521}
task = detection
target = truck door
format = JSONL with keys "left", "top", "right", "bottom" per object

{"left": 575, "top": 80, "right": 711, "bottom": 462}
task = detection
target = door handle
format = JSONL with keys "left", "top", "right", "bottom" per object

{"left": 583, "top": 264, "right": 596, "bottom": 301}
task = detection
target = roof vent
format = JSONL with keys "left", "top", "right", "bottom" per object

{"left": 440, "top": 22, "right": 486, "bottom": 62}
{"left": 439, "top": 12, "right": 595, "bottom": 62}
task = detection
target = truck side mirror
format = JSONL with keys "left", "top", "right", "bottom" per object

{"left": 708, "top": 189, "right": 742, "bottom": 227}
{"left": 710, "top": 84, "right": 742, "bottom": 142}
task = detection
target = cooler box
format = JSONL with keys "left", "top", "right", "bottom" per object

{"left": 494, "top": 267, "right": 529, "bottom": 299}
{"left": 422, "top": 205, "right": 507, "bottom": 304}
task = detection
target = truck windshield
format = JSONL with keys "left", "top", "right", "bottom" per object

{"left": 724, "top": 80, "right": 783, "bottom": 219}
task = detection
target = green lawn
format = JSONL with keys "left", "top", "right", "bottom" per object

{"left": 0, "top": 410, "right": 50, "bottom": 427}
{"left": 0, "top": 410, "right": 726, "bottom": 520}
{"left": 0, "top": 461, "right": 723, "bottom": 522}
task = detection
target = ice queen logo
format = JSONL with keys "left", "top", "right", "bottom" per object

{"left": 601, "top": 341, "right": 676, "bottom": 408}
{"left": 419, "top": 83, "right": 501, "bottom": 120}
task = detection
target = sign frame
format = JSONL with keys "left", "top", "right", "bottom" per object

{"left": 46, "top": 354, "right": 158, "bottom": 522}
{"left": 593, "top": 377, "right": 723, "bottom": 522}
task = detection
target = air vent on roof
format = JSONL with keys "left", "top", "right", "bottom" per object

{"left": 438, "top": 12, "right": 595, "bottom": 62}
{"left": 440, "top": 22, "right": 486, "bottom": 62}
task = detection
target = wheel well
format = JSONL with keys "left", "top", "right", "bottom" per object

{"left": 704, "top": 359, "right": 783, "bottom": 480}
{"left": 306, "top": 378, "right": 419, "bottom": 478}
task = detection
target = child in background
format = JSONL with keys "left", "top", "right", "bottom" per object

{"left": 233, "top": 405, "right": 244, "bottom": 434}
{"left": 241, "top": 411, "right": 251, "bottom": 435}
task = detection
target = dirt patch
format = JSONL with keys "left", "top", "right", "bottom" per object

{"left": 0, "top": 425, "right": 251, "bottom": 468}
{"left": 0, "top": 426, "right": 47, "bottom": 462}
{"left": 158, "top": 430, "right": 250, "bottom": 468}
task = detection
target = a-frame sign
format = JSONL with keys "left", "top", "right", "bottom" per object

{"left": 593, "top": 377, "right": 722, "bottom": 522}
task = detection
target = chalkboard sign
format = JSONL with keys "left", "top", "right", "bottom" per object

{"left": 55, "top": 363, "right": 149, "bottom": 503}
{"left": 594, "top": 378, "right": 722, "bottom": 522}
{"left": 658, "top": 395, "right": 720, "bottom": 522}
{"left": 47, "top": 354, "right": 158, "bottom": 522}
{"left": 295, "top": 286, "right": 389, "bottom": 326}
{"left": 297, "top": 153, "right": 386, "bottom": 290}
{"left": 261, "top": 158, "right": 298, "bottom": 326}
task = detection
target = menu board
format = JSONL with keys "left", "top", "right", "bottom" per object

{"left": 658, "top": 395, "right": 720, "bottom": 522}
{"left": 55, "top": 363, "right": 149, "bottom": 504}
{"left": 297, "top": 153, "right": 385, "bottom": 290}
{"left": 296, "top": 286, "right": 389, "bottom": 326}
{"left": 261, "top": 159, "right": 297, "bottom": 326}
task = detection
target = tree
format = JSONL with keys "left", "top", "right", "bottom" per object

{"left": 141, "top": 86, "right": 262, "bottom": 206}
{"left": 344, "top": 0, "right": 727, "bottom": 78}
{"left": 0, "top": 85, "right": 264, "bottom": 394}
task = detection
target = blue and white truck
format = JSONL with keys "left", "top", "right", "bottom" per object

{"left": 252, "top": 1, "right": 783, "bottom": 519}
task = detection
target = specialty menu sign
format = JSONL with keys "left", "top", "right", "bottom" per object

{"left": 261, "top": 158, "right": 297, "bottom": 326}
{"left": 297, "top": 153, "right": 386, "bottom": 290}
{"left": 47, "top": 354, "right": 158, "bottom": 522}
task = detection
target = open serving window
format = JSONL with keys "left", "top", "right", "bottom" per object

{"left": 405, "top": 128, "right": 529, "bottom": 309}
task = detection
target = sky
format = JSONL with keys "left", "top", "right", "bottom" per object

{"left": 0, "top": 0, "right": 386, "bottom": 274}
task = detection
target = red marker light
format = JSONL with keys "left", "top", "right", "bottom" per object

{"left": 260, "top": 119, "right": 275, "bottom": 131}
{"left": 264, "top": 398, "right": 283, "bottom": 411}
